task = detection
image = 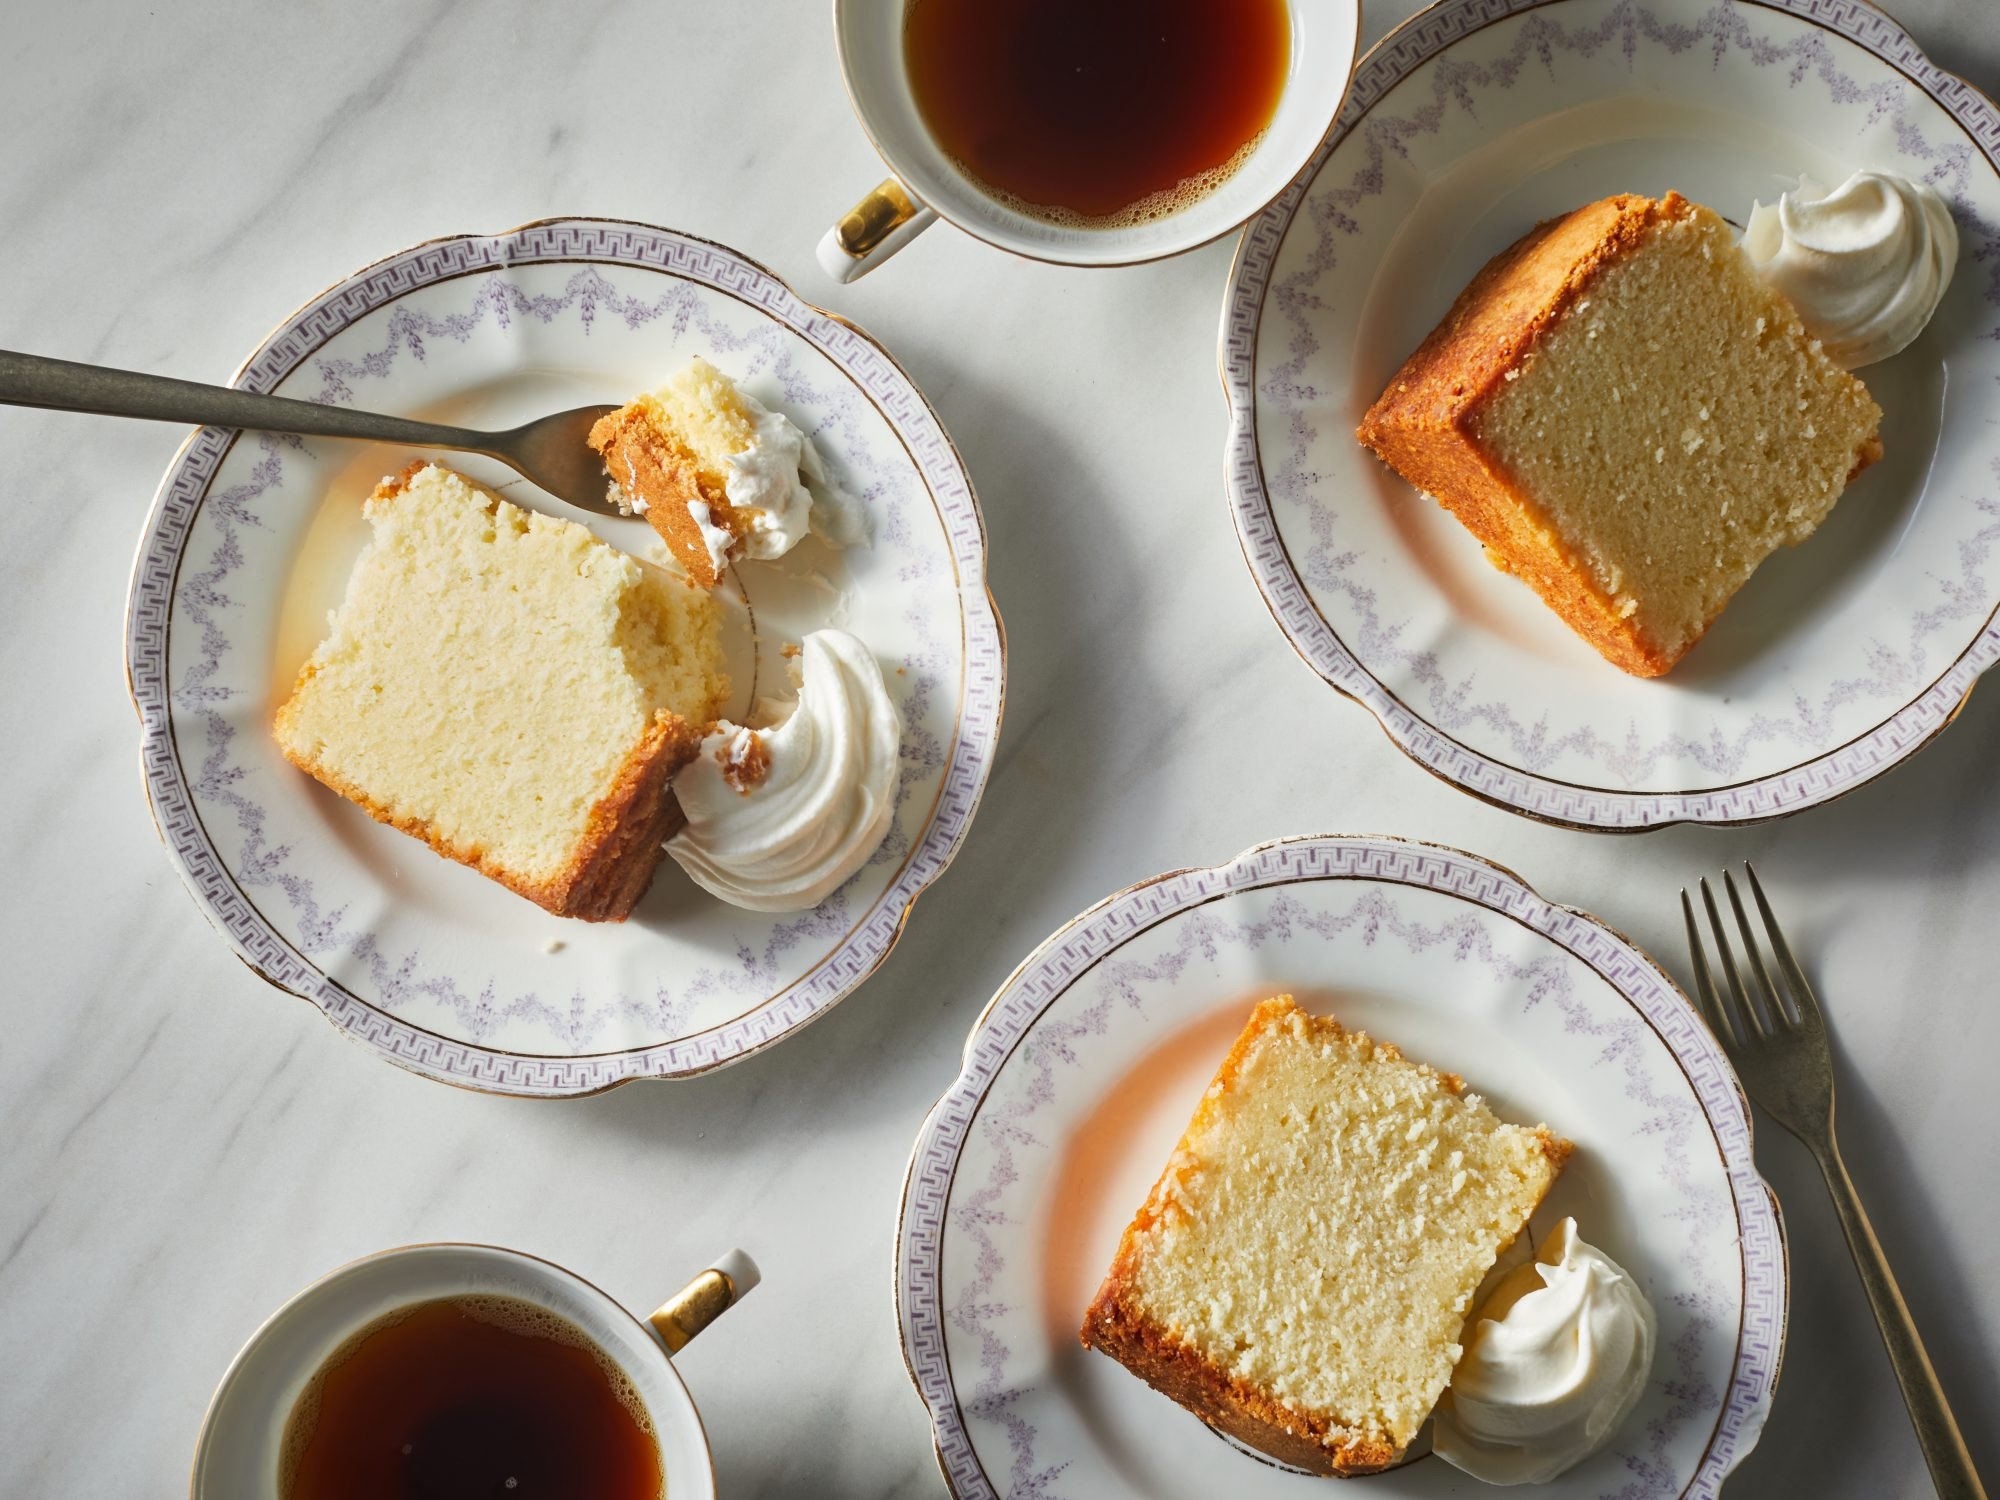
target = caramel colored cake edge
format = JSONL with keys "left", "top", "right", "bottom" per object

{"left": 588, "top": 403, "right": 743, "bottom": 590}
{"left": 1078, "top": 995, "right": 1399, "bottom": 1475}
{"left": 276, "top": 705, "right": 698, "bottom": 922}
{"left": 1356, "top": 195, "right": 1678, "bottom": 676}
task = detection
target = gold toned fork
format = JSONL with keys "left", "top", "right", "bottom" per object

{"left": 1682, "top": 865, "right": 1987, "bottom": 1500}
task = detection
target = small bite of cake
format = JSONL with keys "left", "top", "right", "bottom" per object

{"left": 588, "top": 357, "right": 866, "bottom": 588}
{"left": 272, "top": 462, "right": 728, "bottom": 921}
{"left": 1357, "top": 192, "right": 1882, "bottom": 677}
{"left": 1080, "top": 996, "right": 1569, "bottom": 1476}
{"left": 666, "top": 629, "right": 900, "bottom": 912}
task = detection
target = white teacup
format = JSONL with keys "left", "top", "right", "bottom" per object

{"left": 191, "top": 1243, "right": 759, "bottom": 1499}
{"left": 817, "top": 0, "right": 1361, "bottom": 282}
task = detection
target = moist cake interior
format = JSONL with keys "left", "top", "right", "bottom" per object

{"left": 273, "top": 463, "right": 727, "bottom": 912}
{"left": 1474, "top": 200, "right": 1881, "bottom": 665}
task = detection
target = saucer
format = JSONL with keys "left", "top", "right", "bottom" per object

{"left": 1223, "top": 0, "right": 2000, "bottom": 829}
{"left": 126, "top": 218, "right": 1002, "bottom": 1096}
{"left": 895, "top": 834, "right": 1784, "bottom": 1497}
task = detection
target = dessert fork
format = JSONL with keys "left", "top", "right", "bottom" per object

{"left": 0, "top": 348, "right": 623, "bottom": 516}
{"left": 1681, "top": 865, "right": 1987, "bottom": 1500}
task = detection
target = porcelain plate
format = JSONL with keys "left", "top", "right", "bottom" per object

{"left": 1224, "top": 0, "right": 2000, "bottom": 829}
{"left": 126, "top": 218, "right": 1002, "bottom": 1096}
{"left": 896, "top": 834, "right": 1784, "bottom": 1498}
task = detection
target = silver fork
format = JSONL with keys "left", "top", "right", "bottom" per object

{"left": 0, "top": 348, "right": 622, "bottom": 515}
{"left": 1682, "top": 865, "right": 1986, "bottom": 1500}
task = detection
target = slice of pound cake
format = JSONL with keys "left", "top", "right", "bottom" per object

{"left": 1080, "top": 996, "right": 1570, "bottom": 1475}
{"left": 273, "top": 462, "right": 729, "bottom": 921}
{"left": 1357, "top": 192, "right": 1882, "bottom": 677}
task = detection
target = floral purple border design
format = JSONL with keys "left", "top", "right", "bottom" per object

{"left": 1222, "top": 0, "right": 2000, "bottom": 831}
{"left": 895, "top": 835, "right": 1786, "bottom": 1499}
{"left": 125, "top": 219, "right": 1003, "bottom": 1097}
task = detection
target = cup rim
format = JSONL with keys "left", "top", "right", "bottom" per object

{"left": 830, "top": 0, "right": 1362, "bottom": 270}
{"left": 187, "top": 1241, "right": 714, "bottom": 1499}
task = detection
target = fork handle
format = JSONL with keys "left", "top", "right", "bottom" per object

{"left": 0, "top": 348, "right": 487, "bottom": 449}
{"left": 1820, "top": 1141, "right": 1987, "bottom": 1498}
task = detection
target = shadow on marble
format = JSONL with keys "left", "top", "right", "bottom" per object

{"left": 1828, "top": 1060, "right": 2000, "bottom": 1484}
{"left": 1635, "top": 682, "right": 2000, "bottom": 1492}
{"left": 1720, "top": 1012, "right": 2000, "bottom": 1494}
{"left": 1764, "top": 684, "right": 2000, "bottom": 1483}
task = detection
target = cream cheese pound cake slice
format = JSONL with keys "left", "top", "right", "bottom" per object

{"left": 1358, "top": 192, "right": 1881, "bottom": 677}
{"left": 1081, "top": 996, "right": 1569, "bottom": 1475}
{"left": 273, "top": 462, "right": 728, "bottom": 921}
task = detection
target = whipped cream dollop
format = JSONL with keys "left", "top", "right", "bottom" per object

{"left": 666, "top": 629, "right": 900, "bottom": 912}
{"left": 725, "top": 388, "right": 873, "bottom": 566}
{"left": 1433, "top": 1219, "right": 1656, "bottom": 1486}
{"left": 1742, "top": 169, "right": 1957, "bottom": 368}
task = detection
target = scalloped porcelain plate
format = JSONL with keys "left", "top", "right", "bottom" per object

{"left": 1223, "top": 0, "right": 2000, "bottom": 830}
{"left": 896, "top": 834, "right": 1785, "bottom": 1498}
{"left": 126, "top": 218, "right": 1002, "bottom": 1097}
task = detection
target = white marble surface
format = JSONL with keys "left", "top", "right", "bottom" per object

{"left": 2, "top": 0, "right": 1997, "bottom": 1494}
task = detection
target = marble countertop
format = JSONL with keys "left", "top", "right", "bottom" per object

{"left": 3, "top": 0, "right": 1997, "bottom": 1493}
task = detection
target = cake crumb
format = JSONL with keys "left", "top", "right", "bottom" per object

{"left": 542, "top": 938, "right": 565, "bottom": 954}
{"left": 719, "top": 729, "right": 772, "bottom": 794}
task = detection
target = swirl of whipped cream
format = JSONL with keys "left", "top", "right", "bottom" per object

{"left": 726, "top": 388, "right": 873, "bottom": 562}
{"left": 1433, "top": 1218, "right": 1656, "bottom": 1486}
{"left": 1742, "top": 170, "right": 1957, "bottom": 368}
{"left": 666, "top": 629, "right": 900, "bottom": 912}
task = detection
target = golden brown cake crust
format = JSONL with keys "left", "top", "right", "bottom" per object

{"left": 1355, "top": 191, "right": 1880, "bottom": 678}
{"left": 1082, "top": 1286, "right": 1402, "bottom": 1476}
{"left": 1357, "top": 195, "right": 1675, "bottom": 676}
{"left": 1078, "top": 997, "right": 1569, "bottom": 1476}
{"left": 272, "top": 462, "right": 702, "bottom": 923}
{"left": 277, "top": 704, "right": 699, "bottom": 923}
{"left": 543, "top": 711, "right": 700, "bottom": 920}
{"left": 588, "top": 405, "right": 742, "bottom": 589}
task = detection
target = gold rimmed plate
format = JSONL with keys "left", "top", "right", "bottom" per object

{"left": 895, "top": 833, "right": 1784, "bottom": 1497}
{"left": 1223, "top": 0, "right": 2000, "bottom": 831}
{"left": 125, "top": 218, "right": 1002, "bottom": 1096}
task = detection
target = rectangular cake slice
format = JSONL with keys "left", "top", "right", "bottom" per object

{"left": 1080, "top": 996, "right": 1569, "bottom": 1475}
{"left": 272, "top": 462, "right": 728, "bottom": 921}
{"left": 1357, "top": 192, "right": 1882, "bottom": 677}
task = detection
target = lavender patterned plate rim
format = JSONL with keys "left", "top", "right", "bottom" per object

{"left": 124, "top": 216, "right": 1003, "bottom": 1097}
{"left": 1221, "top": 0, "right": 2000, "bottom": 831}
{"left": 894, "top": 833, "right": 1786, "bottom": 1499}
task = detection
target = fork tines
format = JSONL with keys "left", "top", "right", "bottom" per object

{"left": 1680, "top": 863, "right": 1824, "bottom": 1049}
